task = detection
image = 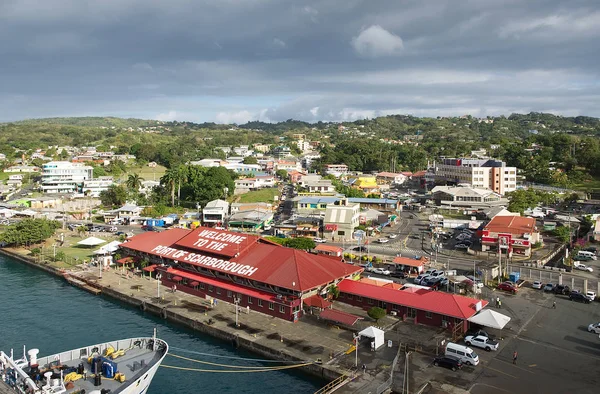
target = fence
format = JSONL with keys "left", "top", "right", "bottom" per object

{"left": 507, "top": 264, "right": 600, "bottom": 294}
{"left": 376, "top": 345, "right": 403, "bottom": 394}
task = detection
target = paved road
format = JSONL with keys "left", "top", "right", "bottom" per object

{"left": 470, "top": 289, "right": 600, "bottom": 394}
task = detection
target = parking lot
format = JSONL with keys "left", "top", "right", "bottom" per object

{"left": 407, "top": 285, "right": 600, "bottom": 393}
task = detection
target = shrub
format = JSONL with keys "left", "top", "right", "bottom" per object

{"left": 367, "top": 307, "right": 387, "bottom": 323}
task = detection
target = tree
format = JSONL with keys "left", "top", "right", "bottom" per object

{"left": 99, "top": 185, "right": 127, "bottom": 207}
{"left": 243, "top": 156, "right": 258, "bottom": 164}
{"left": 285, "top": 237, "right": 316, "bottom": 250}
{"left": 0, "top": 219, "right": 60, "bottom": 246}
{"left": 126, "top": 173, "right": 144, "bottom": 191}
{"left": 77, "top": 225, "right": 87, "bottom": 237}
{"left": 161, "top": 168, "right": 178, "bottom": 206}
{"left": 553, "top": 226, "right": 571, "bottom": 244}
{"left": 367, "top": 307, "right": 387, "bottom": 323}
{"left": 275, "top": 169, "right": 288, "bottom": 180}
{"left": 327, "top": 284, "right": 340, "bottom": 300}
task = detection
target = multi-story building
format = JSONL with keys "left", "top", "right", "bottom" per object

{"left": 323, "top": 198, "right": 360, "bottom": 242}
{"left": 202, "top": 199, "right": 230, "bottom": 227}
{"left": 431, "top": 158, "right": 517, "bottom": 195}
{"left": 81, "top": 176, "right": 114, "bottom": 197}
{"left": 40, "top": 161, "right": 93, "bottom": 194}
{"left": 324, "top": 164, "right": 348, "bottom": 177}
{"left": 301, "top": 152, "right": 321, "bottom": 170}
{"left": 271, "top": 146, "right": 291, "bottom": 159}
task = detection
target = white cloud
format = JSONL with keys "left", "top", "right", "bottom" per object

{"left": 498, "top": 11, "right": 600, "bottom": 39}
{"left": 132, "top": 62, "right": 153, "bottom": 71}
{"left": 156, "top": 110, "right": 179, "bottom": 121}
{"left": 309, "top": 106, "right": 319, "bottom": 117}
{"left": 272, "top": 38, "right": 286, "bottom": 48}
{"left": 215, "top": 110, "right": 258, "bottom": 124}
{"left": 351, "top": 25, "right": 404, "bottom": 57}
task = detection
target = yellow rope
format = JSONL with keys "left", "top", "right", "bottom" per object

{"left": 168, "top": 353, "right": 302, "bottom": 369}
{"left": 160, "top": 362, "right": 313, "bottom": 373}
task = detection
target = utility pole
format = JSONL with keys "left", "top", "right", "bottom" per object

{"left": 353, "top": 334, "right": 360, "bottom": 368}
{"left": 234, "top": 297, "right": 241, "bottom": 327}
{"left": 156, "top": 273, "right": 162, "bottom": 299}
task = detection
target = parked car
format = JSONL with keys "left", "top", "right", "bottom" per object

{"left": 433, "top": 356, "right": 462, "bottom": 371}
{"left": 531, "top": 281, "right": 543, "bottom": 289}
{"left": 108, "top": 226, "right": 118, "bottom": 233}
{"left": 575, "top": 264, "right": 593, "bottom": 272}
{"left": 585, "top": 291, "right": 597, "bottom": 301}
{"left": 583, "top": 246, "right": 598, "bottom": 255}
{"left": 466, "top": 329, "right": 494, "bottom": 340}
{"left": 497, "top": 282, "right": 518, "bottom": 294}
{"left": 569, "top": 291, "right": 591, "bottom": 303}
{"left": 377, "top": 238, "right": 390, "bottom": 244}
{"left": 464, "top": 335, "right": 499, "bottom": 351}
{"left": 414, "top": 274, "right": 431, "bottom": 285}
{"left": 313, "top": 237, "right": 327, "bottom": 243}
{"left": 390, "top": 271, "right": 406, "bottom": 278}
{"left": 115, "top": 231, "right": 127, "bottom": 236}
{"left": 455, "top": 243, "right": 469, "bottom": 249}
{"left": 353, "top": 246, "right": 368, "bottom": 252}
{"left": 543, "top": 283, "right": 555, "bottom": 292}
{"left": 554, "top": 284, "right": 570, "bottom": 295}
{"left": 388, "top": 234, "right": 398, "bottom": 239}
{"left": 141, "top": 225, "right": 153, "bottom": 231}
{"left": 0, "top": 219, "right": 10, "bottom": 225}
{"left": 372, "top": 268, "right": 391, "bottom": 276}
{"left": 587, "top": 322, "right": 600, "bottom": 334}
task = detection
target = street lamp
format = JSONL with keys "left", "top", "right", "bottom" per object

{"left": 234, "top": 296, "right": 241, "bottom": 327}
{"left": 353, "top": 334, "right": 361, "bottom": 368}
{"left": 156, "top": 273, "right": 162, "bottom": 299}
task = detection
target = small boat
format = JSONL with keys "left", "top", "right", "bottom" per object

{"left": 0, "top": 331, "right": 168, "bottom": 394}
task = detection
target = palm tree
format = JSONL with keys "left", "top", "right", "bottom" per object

{"left": 161, "top": 168, "right": 178, "bottom": 206}
{"left": 126, "top": 173, "right": 144, "bottom": 191}
{"left": 176, "top": 165, "right": 188, "bottom": 204}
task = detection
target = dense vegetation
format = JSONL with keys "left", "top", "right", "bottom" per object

{"left": 0, "top": 219, "right": 60, "bottom": 246}
{"left": 3, "top": 112, "right": 600, "bottom": 191}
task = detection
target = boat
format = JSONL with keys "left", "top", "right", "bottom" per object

{"left": 0, "top": 331, "right": 168, "bottom": 394}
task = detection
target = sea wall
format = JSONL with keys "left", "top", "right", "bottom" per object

{"left": 0, "top": 248, "right": 342, "bottom": 382}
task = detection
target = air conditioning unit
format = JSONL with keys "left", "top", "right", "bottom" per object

{"left": 390, "top": 311, "right": 398, "bottom": 316}
{"left": 442, "top": 321, "right": 448, "bottom": 328}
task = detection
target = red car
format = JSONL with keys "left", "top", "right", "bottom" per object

{"left": 497, "top": 282, "right": 517, "bottom": 294}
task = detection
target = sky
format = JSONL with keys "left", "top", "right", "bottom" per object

{"left": 1, "top": 0, "right": 599, "bottom": 124}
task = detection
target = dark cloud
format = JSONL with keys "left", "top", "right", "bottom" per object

{"left": 0, "top": 0, "right": 599, "bottom": 123}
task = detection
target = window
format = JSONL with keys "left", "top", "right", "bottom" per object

{"left": 357, "top": 296, "right": 362, "bottom": 302}
{"left": 269, "top": 302, "right": 274, "bottom": 310}
{"left": 216, "top": 288, "right": 221, "bottom": 295}
{"left": 227, "top": 290, "right": 232, "bottom": 298}
{"left": 257, "top": 299, "right": 263, "bottom": 307}
{"left": 279, "top": 305, "right": 285, "bottom": 313}
{"left": 407, "top": 308, "right": 416, "bottom": 318}
{"left": 367, "top": 298, "right": 373, "bottom": 305}
{"left": 425, "top": 311, "right": 432, "bottom": 319}
{"left": 247, "top": 296, "right": 253, "bottom": 304}
{"left": 208, "top": 285, "right": 213, "bottom": 292}
{"left": 200, "top": 283, "right": 205, "bottom": 290}
{"left": 347, "top": 294, "right": 353, "bottom": 300}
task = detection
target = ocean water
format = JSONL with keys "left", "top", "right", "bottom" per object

{"left": 0, "top": 255, "right": 324, "bottom": 393}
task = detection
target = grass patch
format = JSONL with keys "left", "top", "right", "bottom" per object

{"left": 570, "top": 178, "right": 600, "bottom": 191}
{"left": 122, "top": 164, "right": 167, "bottom": 182}
{"left": 237, "top": 188, "right": 279, "bottom": 203}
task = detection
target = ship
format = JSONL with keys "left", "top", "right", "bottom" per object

{"left": 0, "top": 332, "right": 168, "bottom": 394}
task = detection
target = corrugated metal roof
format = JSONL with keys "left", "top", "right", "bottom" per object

{"left": 318, "top": 308, "right": 363, "bottom": 326}
{"left": 338, "top": 279, "right": 486, "bottom": 319}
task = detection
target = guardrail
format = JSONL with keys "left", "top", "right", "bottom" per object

{"left": 376, "top": 346, "right": 403, "bottom": 394}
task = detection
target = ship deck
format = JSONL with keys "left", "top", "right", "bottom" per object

{"left": 15, "top": 337, "right": 167, "bottom": 394}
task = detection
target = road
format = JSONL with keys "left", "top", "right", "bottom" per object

{"left": 470, "top": 290, "right": 600, "bottom": 394}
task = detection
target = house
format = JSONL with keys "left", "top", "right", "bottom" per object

{"left": 288, "top": 170, "right": 305, "bottom": 184}
{"left": 324, "top": 164, "right": 348, "bottom": 177}
{"left": 431, "top": 186, "right": 507, "bottom": 208}
{"left": 274, "top": 160, "right": 301, "bottom": 172}
{"left": 4, "top": 165, "right": 39, "bottom": 173}
{"left": 352, "top": 177, "right": 379, "bottom": 195}
{"left": 305, "top": 180, "right": 336, "bottom": 195}
{"left": 323, "top": 198, "right": 360, "bottom": 242}
{"left": 376, "top": 172, "right": 407, "bottom": 185}
{"left": 202, "top": 199, "right": 229, "bottom": 227}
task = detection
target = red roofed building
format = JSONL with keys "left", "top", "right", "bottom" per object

{"left": 120, "top": 227, "right": 362, "bottom": 322}
{"left": 314, "top": 244, "right": 344, "bottom": 258}
{"left": 480, "top": 216, "right": 540, "bottom": 257}
{"left": 337, "top": 279, "right": 487, "bottom": 333}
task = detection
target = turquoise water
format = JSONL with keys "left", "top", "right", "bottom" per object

{"left": 0, "top": 255, "right": 324, "bottom": 393}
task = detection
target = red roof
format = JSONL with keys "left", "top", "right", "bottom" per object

{"left": 484, "top": 216, "right": 536, "bottom": 235}
{"left": 412, "top": 170, "right": 427, "bottom": 177}
{"left": 319, "top": 308, "right": 363, "bottom": 326}
{"left": 142, "top": 264, "right": 157, "bottom": 272}
{"left": 338, "top": 279, "right": 487, "bottom": 319}
{"left": 120, "top": 228, "right": 362, "bottom": 292}
{"left": 392, "top": 256, "right": 428, "bottom": 267}
{"left": 314, "top": 245, "right": 343, "bottom": 254}
{"left": 174, "top": 227, "right": 260, "bottom": 258}
{"left": 304, "top": 295, "right": 332, "bottom": 309}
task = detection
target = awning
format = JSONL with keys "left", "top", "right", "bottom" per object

{"left": 467, "top": 309, "right": 511, "bottom": 330}
{"left": 142, "top": 264, "right": 157, "bottom": 272}
{"left": 116, "top": 256, "right": 136, "bottom": 265}
{"left": 303, "top": 294, "right": 332, "bottom": 309}
{"left": 77, "top": 237, "right": 107, "bottom": 246}
{"left": 172, "top": 276, "right": 183, "bottom": 282}
{"left": 319, "top": 309, "right": 363, "bottom": 326}
{"left": 189, "top": 281, "right": 200, "bottom": 287}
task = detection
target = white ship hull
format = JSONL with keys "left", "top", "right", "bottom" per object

{"left": 1, "top": 335, "right": 168, "bottom": 394}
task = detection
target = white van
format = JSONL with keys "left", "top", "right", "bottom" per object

{"left": 576, "top": 251, "right": 597, "bottom": 260}
{"left": 445, "top": 342, "right": 479, "bottom": 366}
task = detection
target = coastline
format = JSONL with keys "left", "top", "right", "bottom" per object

{"left": 0, "top": 248, "right": 346, "bottom": 385}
